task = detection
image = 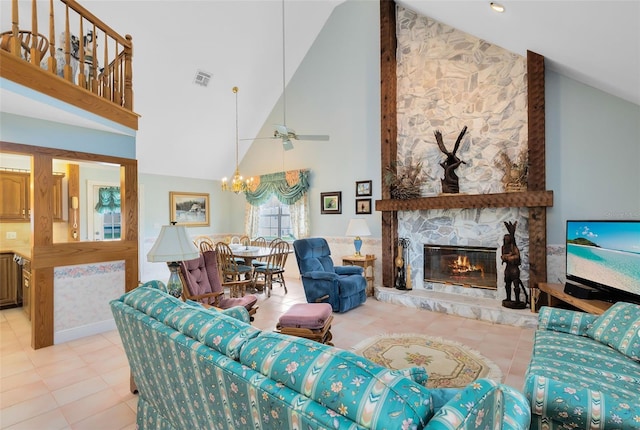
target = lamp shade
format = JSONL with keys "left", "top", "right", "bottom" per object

{"left": 346, "top": 218, "right": 371, "bottom": 257}
{"left": 345, "top": 218, "right": 371, "bottom": 238}
{"left": 147, "top": 224, "right": 199, "bottom": 263}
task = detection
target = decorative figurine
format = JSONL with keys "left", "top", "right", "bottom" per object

{"left": 395, "top": 237, "right": 410, "bottom": 290}
{"left": 435, "top": 126, "right": 468, "bottom": 194}
{"left": 496, "top": 150, "right": 528, "bottom": 192}
{"left": 501, "top": 221, "right": 529, "bottom": 309}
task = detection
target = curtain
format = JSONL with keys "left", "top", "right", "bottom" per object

{"left": 244, "top": 169, "right": 309, "bottom": 206}
{"left": 243, "top": 169, "right": 310, "bottom": 239}
{"left": 94, "top": 187, "right": 121, "bottom": 214}
{"left": 245, "top": 202, "right": 260, "bottom": 238}
{"left": 289, "top": 193, "right": 310, "bottom": 239}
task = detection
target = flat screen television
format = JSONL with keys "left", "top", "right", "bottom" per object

{"left": 566, "top": 220, "right": 640, "bottom": 303}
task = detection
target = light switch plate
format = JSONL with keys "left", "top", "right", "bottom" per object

{"left": 6, "top": 232, "right": 17, "bottom": 239}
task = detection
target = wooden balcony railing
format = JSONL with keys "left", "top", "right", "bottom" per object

{"left": 0, "top": 0, "right": 138, "bottom": 130}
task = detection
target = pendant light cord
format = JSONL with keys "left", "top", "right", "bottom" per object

{"left": 281, "top": 0, "right": 287, "bottom": 172}
{"left": 281, "top": 0, "right": 286, "bottom": 127}
{"left": 233, "top": 86, "right": 239, "bottom": 170}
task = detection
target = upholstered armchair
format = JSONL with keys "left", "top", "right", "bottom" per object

{"left": 293, "top": 238, "right": 366, "bottom": 312}
{"left": 178, "top": 250, "right": 258, "bottom": 319}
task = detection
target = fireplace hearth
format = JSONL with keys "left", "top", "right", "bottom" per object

{"left": 424, "top": 245, "right": 497, "bottom": 289}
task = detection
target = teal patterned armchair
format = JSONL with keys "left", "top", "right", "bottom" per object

{"left": 524, "top": 304, "right": 640, "bottom": 430}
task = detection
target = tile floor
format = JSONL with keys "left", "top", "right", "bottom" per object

{"left": 1, "top": 277, "right": 535, "bottom": 429}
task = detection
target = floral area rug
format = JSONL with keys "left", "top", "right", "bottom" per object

{"left": 352, "top": 333, "right": 503, "bottom": 388}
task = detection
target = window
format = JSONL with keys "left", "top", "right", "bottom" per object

{"left": 257, "top": 195, "right": 293, "bottom": 240}
{"left": 88, "top": 182, "right": 121, "bottom": 241}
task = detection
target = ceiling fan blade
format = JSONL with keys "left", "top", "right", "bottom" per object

{"left": 282, "top": 138, "right": 294, "bottom": 151}
{"left": 295, "top": 134, "right": 330, "bottom": 141}
{"left": 239, "top": 137, "right": 277, "bottom": 141}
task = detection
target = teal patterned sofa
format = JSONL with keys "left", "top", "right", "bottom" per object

{"left": 111, "top": 286, "right": 531, "bottom": 430}
{"left": 524, "top": 305, "right": 640, "bottom": 430}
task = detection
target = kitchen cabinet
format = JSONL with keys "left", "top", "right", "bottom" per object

{"left": 0, "top": 253, "right": 20, "bottom": 308}
{"left": 0, "top": 172, "right": 29, "bottom": 221}
{"left": 0, "top": 171, "right": 64, "bottom": 221}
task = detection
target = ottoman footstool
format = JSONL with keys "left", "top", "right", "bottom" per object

{"left": 276, "top": 303, "right": 334, "bottom": 345}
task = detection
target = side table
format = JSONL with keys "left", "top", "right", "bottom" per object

{"left": 538, "top": 283, "right": 612, "bottom": 315}
{"left": 342, "top": 255, "right": 376, "bottom": 296}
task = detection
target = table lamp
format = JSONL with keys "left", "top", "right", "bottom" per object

{"left": 147, "top": 222, "right": 199, "bottom": 298}
{"left": 345, "top": 218, "right": 371, "bottom": 257}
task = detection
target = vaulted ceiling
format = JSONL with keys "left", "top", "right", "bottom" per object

{"left": 3, "top": 1, "right": 639, "bottom": 180}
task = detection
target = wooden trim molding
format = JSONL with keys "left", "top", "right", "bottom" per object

{"left": 380, "top": 0, "right": 398, "bottom": 289}
{"left": 0, "top": 50, "right": 139, "bottom": 130}
{"left": 376, "top": 191, "right": 553, "bottom": 211}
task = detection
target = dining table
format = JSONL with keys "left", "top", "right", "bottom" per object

{"left": 229, "top": 245, "right": 293, "bottom": 291}
{"left": 229, "top": 245, "right": 279, "bottom": 266}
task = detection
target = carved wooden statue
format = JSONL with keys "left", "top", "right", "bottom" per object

{"left": 435, "top": 126, "right": 468, "bottom": 194}
{"left": 501, "top": 221, "right": 529, "bottom": 309}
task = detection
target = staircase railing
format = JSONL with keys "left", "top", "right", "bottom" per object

{"left": 1, "top": 0, "right": 134, "bottom": 112}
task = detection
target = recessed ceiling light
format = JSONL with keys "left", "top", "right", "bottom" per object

{"left": 490, "top": 2, "right": 505, "bottom": 13}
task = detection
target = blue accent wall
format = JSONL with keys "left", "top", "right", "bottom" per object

{"left": 0, "top": 112, "right": 135, "bottom": 159}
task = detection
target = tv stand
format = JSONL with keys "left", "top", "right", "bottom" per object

{"left": 538, "top": 283, "right": 612, "bottom": 315}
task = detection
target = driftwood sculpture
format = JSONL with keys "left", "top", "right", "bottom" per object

{"left": 435, "top": 126, "right": 468, "bottom": 194}
{"left": 501, "top": 221, "right": 529, "bottom": 309}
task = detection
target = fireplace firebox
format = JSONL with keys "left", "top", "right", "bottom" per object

{"left": 424, "top": 245, "right": 497, "bottom": 289}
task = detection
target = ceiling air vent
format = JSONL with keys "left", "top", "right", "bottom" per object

{"left": 193, "top": 70, "right": 212, "bottom": 87}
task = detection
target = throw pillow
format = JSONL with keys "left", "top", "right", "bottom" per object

{"left": 586, "top": 302, "right": 640, "bottom": 361}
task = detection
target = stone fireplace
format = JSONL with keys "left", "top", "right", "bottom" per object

{"left": 375, "top": 207, "right": 539, "bottom": 327}
{"left": 374, "top": 5, "right": 551, "bottom": 328}
{"left": 424, "top": 244, "right": 497, "bottom": 289}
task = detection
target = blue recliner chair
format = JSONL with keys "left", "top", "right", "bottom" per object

{"left": 293, "top": 238, "right": 367, "bottom": 312}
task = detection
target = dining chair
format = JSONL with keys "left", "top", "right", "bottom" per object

{"left": 253, "top": 239, "right": 289, "bottom": 297}
{"left": 193, "top": 235, "right": 214, "bottom": 252}
{"left": 251, "top": 237, "right": 267, "bottom": 247}
{"left": 250, "top": 237, "right": 268, "bottom": 268}
{"left": 215, "top": 242, "right": 253, "bottom": 297}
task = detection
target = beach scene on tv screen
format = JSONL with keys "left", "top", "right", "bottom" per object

{"left": 566, "top": 221, "right": 640, "bottom": 295}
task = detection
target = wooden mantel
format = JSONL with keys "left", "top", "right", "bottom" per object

{"left": 378, "top": 0, "right": 550, "bottom": 292}
{"left": 376, "top": 190, "right": 553, "bottom": 211}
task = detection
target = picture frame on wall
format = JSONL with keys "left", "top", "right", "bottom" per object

{"left": 356, "top": 180, "right": 372, "bottom": 197}
{"left": 170, "top": 191, "right": 210, "bottom": 226}
{"left": 320, "top": 191, "right": 342, "bottom": 214}
{"left": 355, "top": 198, "right": 372, "bottom": 215}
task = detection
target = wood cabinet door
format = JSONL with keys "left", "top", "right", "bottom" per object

{"left": 0, "top": 172, "right": 29, "bottom": 221}
{"left": 0, "top": 253, "right": 19, "bottom": 307}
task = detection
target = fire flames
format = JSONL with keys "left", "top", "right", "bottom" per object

{"left": 448, "top": 255, "right": 484, "bottom": 277}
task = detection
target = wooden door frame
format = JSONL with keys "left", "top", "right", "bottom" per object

{"left": 0, "top": 141, "right": 138, "bottom": 349}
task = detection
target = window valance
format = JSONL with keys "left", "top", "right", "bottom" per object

{"left": 245, "top": 169, "right": 310, "bottom": 206}
{"left": 95, "top": 186, "right": 121, "bottom": 214}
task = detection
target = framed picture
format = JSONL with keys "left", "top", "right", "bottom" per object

{"left": 320, "top": 191, "right": 342, "bottom": 214}
{"left": 356, "top": 198, "right": 372, "bottom": 215}
{"left": 170, "top": 192, "right": 210, "bottom": 226}
{"left": 356, "top": 180, "right": 372, "bottom": 197}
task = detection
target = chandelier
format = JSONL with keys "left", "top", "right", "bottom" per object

{"left": 221, "top": 86, "right": 253, "bottom": 194}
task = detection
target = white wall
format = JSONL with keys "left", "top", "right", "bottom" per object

{"left": 546, "top": 71, "right": 640, "bottom": 243}
{"left": 236, "top": 0, "right": 382, "bottom": 239}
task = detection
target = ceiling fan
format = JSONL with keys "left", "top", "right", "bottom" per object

{"left": 244, "top": 0, "right": 330, "bottom": 151}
